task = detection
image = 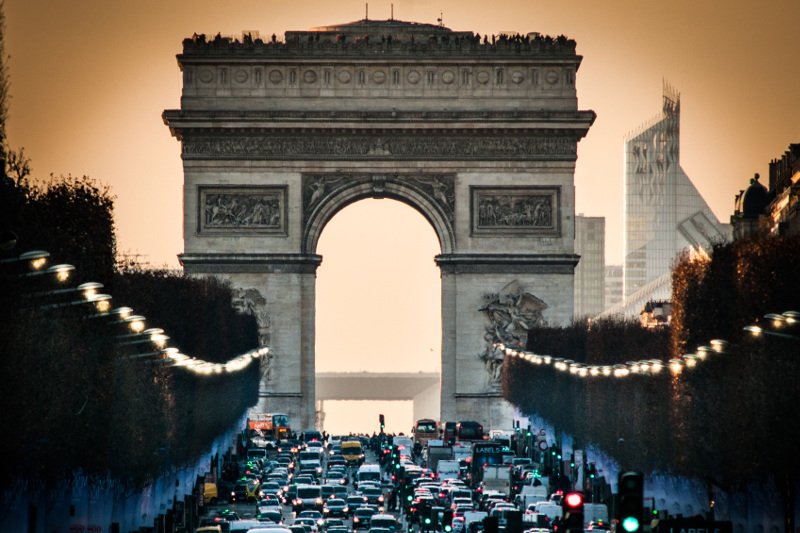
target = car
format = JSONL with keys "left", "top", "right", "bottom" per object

{"left": 203, "top": 482, "right": 219, "bottom": 505}
{"left": 321, "top": 518, "right": 347, "bottom": 532}
{"left": 232, "top": 479, "right": 262, "bottom": 503}
{"left": 294, "top": 518, "right": 319, "bottom": 533}
{"left": 298, "top": 510, "right": 325, "bottom": 527}
{"left": 359, "top": 486, "right": 385, "bottom": 507}
{"left": 247, "top": 528, "right": 293, "bottom": 533}
{"left": 282, "top": 484, "right": 298, "bottom": 504}
{"left": 276, "top": 454, "right": 295, "bottom": 469}
{"left": 368, "top": 514, "right": 398, "bottom": 532}
{"left": 230, "top": 520, "right": 270, "bottom": 533}
{"left": 352, "top": 506, "right": 378, "bottom": 529}
{"left": 321, "top": 485, "right": 337, "bottom": 500}
{"left": 327, "top": 527, "right": 350, "bottom": 533}
{"left": 262, "top": 481, "right": 284, "bottom": 496}
{"left": 293, "top": 484, "right": 324, "bottom": 513}
{"left": 451, "top": 497, "right": 473, "bottom": 509}
{"left": 256, "top": 494, "right": 283, "bottom": 513}
{"left": 453, "top": 504, "right": 473, "bottom": 517}
{"left": 257, "top": 508, "right": 284, "bottom": 524}
{"left": 323, "top": 498, "right": 348, "bottom": 517}
{"left": 327, "top": 455, "right": 347, "bottom": 469}
{"left": 295, "top": 474, "right": 318, "bottom": 486}
{"left": 306, "top": 441, "right": 326, "bottom": 455}
{"left": 328, "top": 485, "right": 348, "bottom": 500}
{"left": 327, "top": 469, "right": 349, "bottom": 485}
{"left": 345, "top": 494, "right": 368, "bottom": 513}
{"left": 289, "top": 526, "right": 309, "bottom": 533}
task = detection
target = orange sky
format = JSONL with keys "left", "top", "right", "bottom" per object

{"left": 5, "top": 1, "right": 800, "bottom": 385}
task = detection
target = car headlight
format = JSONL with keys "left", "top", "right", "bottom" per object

{"left": 378, "top": 496, "right": 384, "bottom": 502}
{"left": 316, "top": 498, "right": 323, "bottom": 504}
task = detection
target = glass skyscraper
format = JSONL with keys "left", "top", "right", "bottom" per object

{"left": 623, "top": 82, "right": 729, "bottom": 301}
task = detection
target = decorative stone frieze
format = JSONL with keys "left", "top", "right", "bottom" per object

{"left": 198, "top": 186, "right": 287, "bottom": 235}
{"left": 182, "top": 134, "right": 577, "bottom": 161}
{"left": 470, "top": 186, "right": 560, "bottom": 236}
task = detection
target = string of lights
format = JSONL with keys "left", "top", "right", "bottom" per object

{"left": 498, "top": 309, "right": 797, "bottom": 378}
{"left": 6, "top": 249, "right": 268, "bottom": 375}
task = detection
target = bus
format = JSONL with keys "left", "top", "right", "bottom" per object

{"left": 412, "top": 419, "right": 439, "bottom": 448}
{"left": 455, "top": 420, "right": 485, "bottom": 443}
{"left": 248, "top": 413, "right": 291, "bottom": 440}
{"left": 469, "top": 441, "right": 504, "bottom": 486}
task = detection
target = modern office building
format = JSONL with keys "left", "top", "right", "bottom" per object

{"left": 574, "top": 215, "right": 605, "bottom": 319}
{"left": 604, "top": 264, "right": 623, "bottom": 310}
{"left": 622, "top": 82, "right": 730, "bottom": 304}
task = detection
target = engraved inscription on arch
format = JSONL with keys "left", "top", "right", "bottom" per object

{"left": 470, "top": 186, "right": 560, "bottom": 237}
{"left": 199, "top": 186, "right": 287, "bottom": 236}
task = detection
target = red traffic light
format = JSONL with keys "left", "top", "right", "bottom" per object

{"left": 564, "top": 492, "right": 583, "bottom": 508}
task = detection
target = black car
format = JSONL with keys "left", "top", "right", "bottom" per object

{"left": 323, "top": 498, "right": 348, "bottom": 518}
{"left": 352, "top": 505, "right": 378, "bottom": 530}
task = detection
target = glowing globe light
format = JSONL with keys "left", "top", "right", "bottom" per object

{"left": 564, "top": 492, "right": 583, "bottom": 507}
{"left": 621, "top": 516, "right": 640, "bottom": 532}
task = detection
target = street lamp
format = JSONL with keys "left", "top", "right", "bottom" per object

{"left": 0, "top": 250, "right": 50, "bottom": 275}
{"left": 744, "top": 323, "right": 798, "bottom": 340}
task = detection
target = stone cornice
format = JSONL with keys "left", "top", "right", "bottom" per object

{"left": 163, "top": 109, "right": 596, "bottom": 126}
{"left": 435, "top": 253, "right": 580, "bottom": 274}
{"left": 179, "top": 253, "right": 323, "bottom": 274}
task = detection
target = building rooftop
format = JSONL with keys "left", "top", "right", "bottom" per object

{"left": 179, "top": 18, "right": 577, "bottom": 58}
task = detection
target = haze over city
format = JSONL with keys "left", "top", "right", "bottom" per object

{"left": 6, "top": 0, "right": 800, "bottom": 434}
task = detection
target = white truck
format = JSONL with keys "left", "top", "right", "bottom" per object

{"left": 437, "top": 459, "right": 461, "bottom": 482}
{"left": 481, "top": 465, "right": 511, "bottom": 497}
{"left": 518, "top": 484, "right": 548, "bottom": 509}
{"left": 583, "top": 503, "right": 610, "bottom": 528}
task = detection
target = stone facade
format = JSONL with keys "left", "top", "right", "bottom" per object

{"left": 164, "top": 19, "right": 595, "bottom": 431}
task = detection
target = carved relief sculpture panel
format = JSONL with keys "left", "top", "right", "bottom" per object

{"left": 478, "top": 280, "right": 548, "bottom": 387}
{"left": 471, "top": 186, "right": 560, "bottom": 236}
{"left": 199, "top": 186, "right": 288, "bottom": 235}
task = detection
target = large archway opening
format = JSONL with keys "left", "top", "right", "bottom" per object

{"left": 315, "top": 199, "right": 441, "bottom": 435}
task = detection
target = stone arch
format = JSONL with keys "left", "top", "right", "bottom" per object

{"left": 301, "top": 174, "right": 455, "bottom": 255}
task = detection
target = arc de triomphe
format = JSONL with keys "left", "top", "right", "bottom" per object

{"left": 163, "top": 18, "right": 595, "bottom": 431}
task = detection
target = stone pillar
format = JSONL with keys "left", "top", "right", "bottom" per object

{"left": 180, "top": 253, "right": 321, "bottom": 433}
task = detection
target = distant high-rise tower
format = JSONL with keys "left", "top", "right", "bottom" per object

{"left": 604, "top": 264, "right": 623, "bottom": 310}
{"left": 622, "top": 82, "right": 730, "bottom": 304}
{"left": 574, "top": 215, "right": 605, "bottom": 319}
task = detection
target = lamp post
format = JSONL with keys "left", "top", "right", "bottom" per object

{"left": 744, "top": 311, "right": 799, "bottom": 340}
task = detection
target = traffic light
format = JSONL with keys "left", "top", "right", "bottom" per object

{"left": 562, "top": 492, "right": 584, "bottom": 533}
{"left": 443, "top": 509, "right": 454, "bottom": 532}
{"left": 618, "top": 472, "right": 644, "bottom": 533}
{"left": 506, "top": 510, "right": 523, "bottom": 533}
{"left": 379, "top": 414, "right": 385, "bottom": 429}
